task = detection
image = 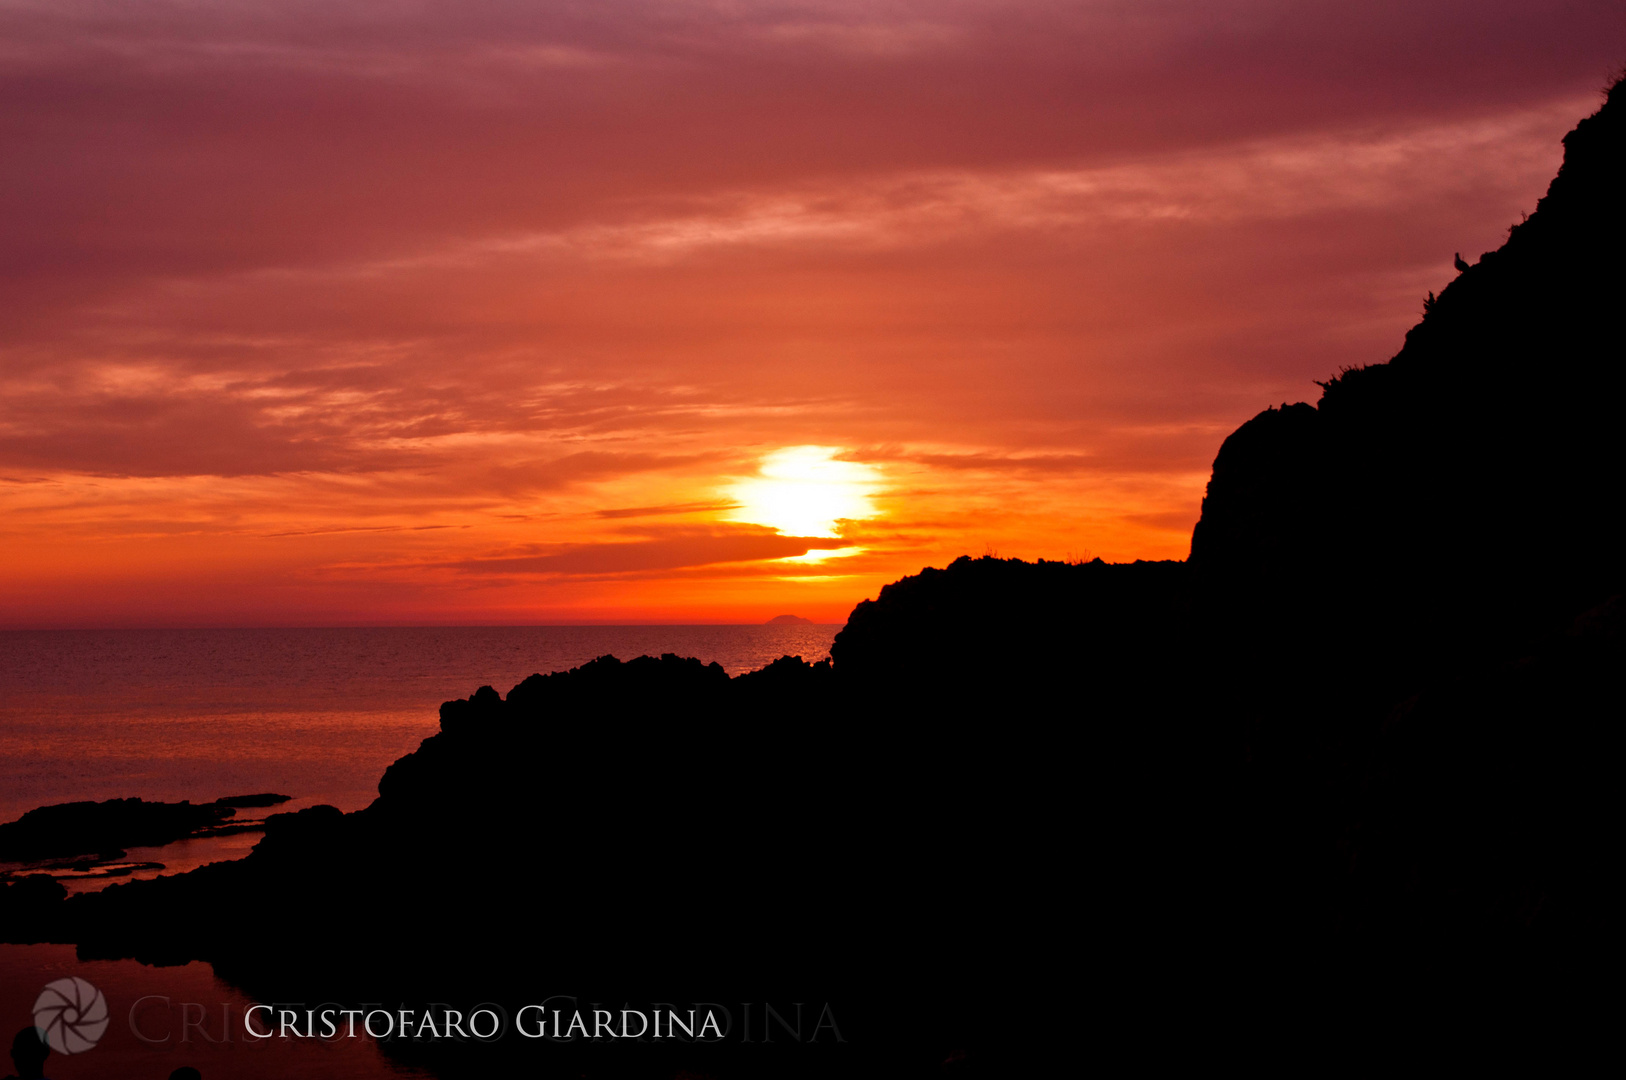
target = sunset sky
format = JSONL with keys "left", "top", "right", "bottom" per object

{"left": 2, "top": 1, "right": 1622, "bottom": 626}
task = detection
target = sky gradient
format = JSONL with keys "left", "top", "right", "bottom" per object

{"left": 2, "top": 1, "right": 1622, "bottom": 625}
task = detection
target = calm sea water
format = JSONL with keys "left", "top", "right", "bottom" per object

{"left": 0, "top": 626, "right": 839, "bottom": 825}
{"left": 2, "top": 627, "right": 840, "bottom": 1078}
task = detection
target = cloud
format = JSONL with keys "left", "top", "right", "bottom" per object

{"left": 3, "top": 3, "right": 1616, "bottom": 308}
{"left": 1, "top": 0, "right": 1619, "bottom": 621}
{"left": 595, "top": 500, "right": 739, "bottom": 519}
{"left": 443, "top": 525, "right": 849, "bottom": 577}
{"left": 0, "top": 93, "right": 1581, "bottom": 483}
{"left": 897, "top": 451, "right": 1097, "bottom": 474}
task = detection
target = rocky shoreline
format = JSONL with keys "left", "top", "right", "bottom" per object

{"left": 3, "top": 77, "right": 1623, "bottom": 1076}
{"left": 0, "top": 794, "right": 292, "bottom": 889}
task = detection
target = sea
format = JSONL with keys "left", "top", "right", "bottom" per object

{"left": 0, "top": 625, "right": 840, "bottom": 825}
{"left": 0, "top": 625, "right": 838, "bottom": 1079}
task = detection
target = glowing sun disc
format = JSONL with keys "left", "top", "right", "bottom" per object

{"left": 727, "top": 446, "right": 879, "bottom": 538}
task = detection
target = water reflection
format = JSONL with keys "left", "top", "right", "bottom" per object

{"left": 0, "top": 944, "right": 430, "bottom": 1079}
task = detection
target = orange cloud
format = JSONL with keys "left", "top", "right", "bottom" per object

{"left": 0, "top": 1, "right": 1617, "bottom": 625}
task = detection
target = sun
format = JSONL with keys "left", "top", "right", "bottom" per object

{"left": 726, "top": 446, "right": 880, "bottom": 538}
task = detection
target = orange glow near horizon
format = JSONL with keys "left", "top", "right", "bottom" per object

{"left": 0, "top": 3, "right": 1615, "bottom": 628}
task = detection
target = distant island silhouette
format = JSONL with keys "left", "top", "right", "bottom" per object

{"left": 5, "top": 77, "right": 1623, "bottom": 1076}
{"left": 764, "top": 613, "right": 814, "bottom": 624}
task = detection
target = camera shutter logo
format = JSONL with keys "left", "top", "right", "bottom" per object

{"left": 32, "top": 977, "right": 109, "bottom": 1054}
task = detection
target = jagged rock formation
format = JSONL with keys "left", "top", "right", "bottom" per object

{"left": 0, "top": 798, "right": 234, "bottom": 862}
{"left": 1182, "top": 80, "right": 1625, "bottom": 1015}
{"left": 831, "top": 556, "right": 1190, "bottom": 694}
{"left": 1193, "top": 79, "right": 1625, "bottom": 664}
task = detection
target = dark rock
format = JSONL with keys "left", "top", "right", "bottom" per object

{"left": 0, "top": 798, "right": 234, "bottom": 862}
{"left": 0, "top": 875, "right": 68, "bottom": 943}
{"left": 213, "top": 793, "right": 292, "bottom": 809}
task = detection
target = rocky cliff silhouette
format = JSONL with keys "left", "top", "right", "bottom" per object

{"left": 8, "top": 79, "right": 1624, "bottom": 1075}
{"left": 1182, "top": 77, "right": 1624, "bottom": 1032}
{"left": 1193, "top": 79, "right": 1625, "bottom": 668}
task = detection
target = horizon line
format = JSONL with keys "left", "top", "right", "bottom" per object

{"left": 0, "top": 621, "right": 847, "bottom": 633}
